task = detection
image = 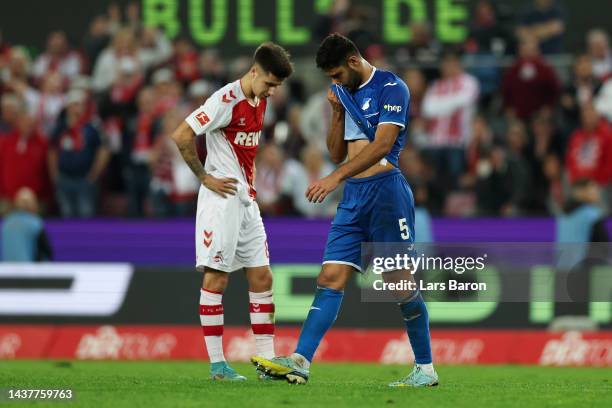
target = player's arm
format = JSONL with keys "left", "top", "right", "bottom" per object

{"left": 326, "top": 89, "right": 347, "bottom": 164}
{"left": 307, "top": 82, "right": 409, "bottom": 203}
{"left": 172, "top": 97, "right": 237, "bottom": 198}
{"left": 306, "top": 124, "right": 399, "bottom": 203}
{"left": 334, "top": 124, "right": 399, "bottom": 180}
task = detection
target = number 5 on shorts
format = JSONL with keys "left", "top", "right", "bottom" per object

{"left": 398, "top": 218, "right": 410, "bottom": 240}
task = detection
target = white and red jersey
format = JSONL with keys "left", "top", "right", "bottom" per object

{"left": 422, "top": 73, "right": 479, "bottom": 147}
{"left": 185, "top": 80, "right": 267, "bottom": 198}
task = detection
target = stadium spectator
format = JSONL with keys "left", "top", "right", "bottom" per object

{"left": 124, "top": 2, "right": 142, "bottom": 33}
{"left": 186, "top": 80, "right": 213, "bottom": 112}
{"left": 92, "top": 27, "right": 171, "bottom": 93}
{"left": 542, "top": 153, "right": 569, "bottom": 215}
{"left": 395, "top": 21, "right": 441, "bottom": 79}
{"left": 565, "top": 103, "right": 612, "bottom": 186}
{"left": 300, "top": 90, "right": 332, "bottom": 152}
{"left": 586, "top": 29, "right": 612, "bottom": 81}
{"left": 475, "top": 145, "right": 527, "bottom": 216}
{"left": 560, "top": 55, "right": 602, "bottom": 132}
{"left": 151, "top": 68, "right": 181, "bottom": 114}
{"left": 0, "top": 188, "right": 53, "bottom": 262}
{"left": 255, "top": 143, "right": 286, "bottom": 216}
{"left": 464, "top": 1, "right": 511, "bottom": 106}
{"left": 150, "top": 108, "right": 199, "bottom": 217}
{"left": 20, "top": 72, "right": 66, "bottom": 136}
{"left": 402, "top": 68, "right": 428, "bottom": 146}
{"left": 594, "top": 76, "right": 612, "bottom": 122}
{"left": 465, "top": 0, "right": 513, "bottom": 56}
{"left": 198, "top": 48, "right": 228, "bottom": 89}
{"left": 68, "top": 75, "right": 97, "bottom": 123}
{"left": 32, "top": 31, "right": 83, "bottom": 84}
{"left": 1, "top": 47, "right": 32, "bottom": 95}
{"left": 280, "top": 105, "right": 307, "bottom": 160}
{"left": 139, "top": 27, "right": 172, "bottom": 69}
{"left": 83, "top": 15, "right": 112, "bottom": 72}
{"left": 463, "top": 113, "right": 494, "bottom": 188}
{"left": 123, "top": 86, "right": 163, "bottom": 217}
{"left": 0, "top": 112, "right": 50, "bottom": 208}
{"left": 403, "top": 68, "right": 426, "bottom": 122}
{"left": 399, "top": 148, "right": 444, "bottom": 215}
{"left": 171, "top": 37, "right": 200, "bottom": 85}
{"left": 517, "top": 0, "right": 566, "bottom": 54}
{"left": 0, "top": 93, "right": 23, "bottom": 135}
{"left": 559, "top": 179, "right": 609, "bottom": 241}
{"left": 48, "top": 90, "right": 110, "bottom": 218}
{"left": 313, "top": 0, "right": 351, "bottom": 40}
{"left": 422, "top": 51, "right": 479, "bottom": 185}
{"left": 280, "top": 144, "right": 338, "bottom": 217}
{"left": 502, "top": 35, "right": 561, "bottom": 121}
{"left": 527, "top": 110, "right": 565, "bottom": 206}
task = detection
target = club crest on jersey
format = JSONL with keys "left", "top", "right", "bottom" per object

{"left": 361, "top": 98, "right": 371, "bottom": 110}
{"left": 238, "top": 117, "right": 246, "bottom": 126}
{"left": 234, "top": 131, "right": 261, "bottom": 147}
{"left": 195, "top": 112, "right": 210, "bottom": 126}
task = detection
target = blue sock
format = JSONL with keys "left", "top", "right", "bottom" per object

{"left": 399, "top": 291, "right": 432, "bottom": 364}
{"left": 295, "top": 286, "right": 344, "bottom": 362}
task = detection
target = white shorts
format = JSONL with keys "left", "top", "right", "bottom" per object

{"left": 195, "top": 183, "right": 269, "bottom": 273}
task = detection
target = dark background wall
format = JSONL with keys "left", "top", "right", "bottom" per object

{"left": 1, "top": 0, "right": 609, "bottom": 56}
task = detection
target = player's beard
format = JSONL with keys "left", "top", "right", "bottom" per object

{"left": 346, "top": 68, "right": 362, "bottom": 92}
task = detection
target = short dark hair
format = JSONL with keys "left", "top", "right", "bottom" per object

{"left": 253, "top": 42, "right": 293, "bottom": 79}
{"left": 316, "top": 33, "right": 360, "bottom": 70}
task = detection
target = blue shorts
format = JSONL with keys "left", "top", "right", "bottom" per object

{"left": 323, "top": 168, "right": 415, "bottom": 271}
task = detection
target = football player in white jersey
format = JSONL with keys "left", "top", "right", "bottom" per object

{"left": 171, "top": 43, "right": 293, "bottom": 381}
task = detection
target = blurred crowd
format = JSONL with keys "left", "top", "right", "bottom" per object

{"left": 0, "top": 0, "right": 611, "bottom": 220}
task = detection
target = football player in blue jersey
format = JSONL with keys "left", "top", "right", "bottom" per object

{"left": 252, "top": 33, "right": 438, "bottom": 387}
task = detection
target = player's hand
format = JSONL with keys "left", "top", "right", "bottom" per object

{"left": 306, "top": 173, "right": 341, "bottom": 203}
{"left": 201, "top": 175, "right": 238, "bottom": 198}
{"left": 327, "top": 89, "right": 343, "bottom": 113}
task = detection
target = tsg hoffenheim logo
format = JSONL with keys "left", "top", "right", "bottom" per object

{"left": 384, "top": 104, "right": 402, "bottom": 112}
{"left": 361, "top": 98, "right": 371, "bottom": 110}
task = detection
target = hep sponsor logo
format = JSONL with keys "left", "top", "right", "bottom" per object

{"left": 540, "top": 332, "right": 612, "bottom": 366}
{"left": 234, "top": 131, "right": 261, "bottom": 147}
{"left": 0, "top": 333, "right": 21, "bottom": 358}
{"left": 195, "top": 112, "right": 210, "bottom": 126}
{"left": 383, "top": 104, "right": 402, "bottom": 113}
{"left": 76, "top": 326, "right": 177, "bottom": 360}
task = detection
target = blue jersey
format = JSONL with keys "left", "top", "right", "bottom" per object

{"left": 323, "top": 67, "right": 415, "bottom": 272}
{"left": 342, "top": 68, "right": 410, "bottom": 167}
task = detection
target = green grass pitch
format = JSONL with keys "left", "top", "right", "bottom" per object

{"left": 1, "top": 361, "right": 610, "bottom": 407}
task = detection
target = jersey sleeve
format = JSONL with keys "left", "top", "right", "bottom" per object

{"left": 185, "top": 92, "right": 232, "bottom": 136}
{"left": 378, "top": 81, "right": 410, "bottom": 129}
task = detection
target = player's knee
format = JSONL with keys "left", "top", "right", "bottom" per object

{"left": 203, "top": 269, "right": 229, "bottom": 293}
{"left": 247, "top": 268, "right": 273, "bottom": 292}
{"left": 317, "top": 268, "right": 347, "bottom": 290}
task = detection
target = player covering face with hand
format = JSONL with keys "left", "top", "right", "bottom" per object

{"left": 252, "top": 33, "right": 438, "bottom": 387}
{"left": 171, "top": 42, "right": 293, "bottom": 381}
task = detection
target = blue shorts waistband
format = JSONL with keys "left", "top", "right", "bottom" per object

{"left": 346, "top": 168, "right": 401, "bottom": 184}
